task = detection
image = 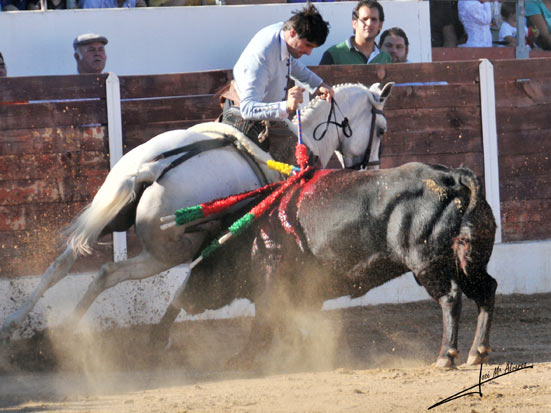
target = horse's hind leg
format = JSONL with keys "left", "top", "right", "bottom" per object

{"left": 1, "top": 246, "right": 76, "bottom": 345}
{"left": 460, "top": 270, "right": 498, "bottom": 365}
{"left": 149, "top": 275, "right": 190, "bottom": 349}
{"left": 65, "top": 251, "right": 174, "bottom": 328}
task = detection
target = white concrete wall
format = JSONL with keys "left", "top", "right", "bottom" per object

{"left": 0, "top": 1, "right": 431, "bottom": 77}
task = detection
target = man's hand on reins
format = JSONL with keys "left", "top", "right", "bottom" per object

{"left": 316, "top": 83, "right": 334, "bottom": 102}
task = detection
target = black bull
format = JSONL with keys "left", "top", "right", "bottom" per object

{"left": 152, "top": 162, "right": 497, "bottom": 368}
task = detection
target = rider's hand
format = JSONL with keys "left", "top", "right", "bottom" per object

{"left": 286, "top": 86, "right": 305, "bottom": 113}
{"left": 317, "top": 83, "right": 334, "bottom": 102}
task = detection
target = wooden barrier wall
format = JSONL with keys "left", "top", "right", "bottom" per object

{"left": 1, "top": 59, "right": 550, "bottom": 278}
{"left": 492, "top": 59, "right": 551, "bottom": 242}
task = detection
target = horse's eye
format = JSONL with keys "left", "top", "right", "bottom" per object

{"left": 377, "top": 127, "right": 386, "bottom": 136}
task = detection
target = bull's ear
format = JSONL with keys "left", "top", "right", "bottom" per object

{"left": 380, "top": 82, "right": 394, "bottom": 102}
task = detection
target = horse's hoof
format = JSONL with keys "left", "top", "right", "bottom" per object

{"left": 0, "top": 328, "right": 11, "bottom": 350}
{"left": 149, "top": 328, "right": 171, "bottom": 351}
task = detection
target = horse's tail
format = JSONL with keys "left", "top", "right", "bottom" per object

{"left": 452, "top": 167, "right": 496, "bottom": 275}
{"left": 65, "top": 160, "right": 166, "bottom": 256}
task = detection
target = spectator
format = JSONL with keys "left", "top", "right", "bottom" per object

{"left": 379, "top": 27, "right": 409, "bottom": 63}
{"left": 0, "top": 52, "right": 7, "bottom": 77}
{"left": 1, "top": 0, "right": 39, "bottom": 10}
{"left": 319, "top": 0, "right": 391, "bottom": 65}
{"left": 378, "top": 29, "right": 448, "bottom": 86}
{"left": 73, "top": 33, "right": 108, "bottom": 74}
{"left": 498, "top": 1, "right": 528, "bottom": 47}
{"left": 80, "top": 0, "right": 146, "bottom": 8}
{"left": 458, "top": 0, "right": 493, "bottom": 47}
{"left": 0, "top": 53, "right": 29, "bottom": 104}
{"left": 429, "top": 0, "right": 459, "bottom": 47}
{"left": 526, "top": 0, "right": 551, "bottom": 50}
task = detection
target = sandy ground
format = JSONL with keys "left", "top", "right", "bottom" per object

{"left": 1, "top": 292, "right": 550, "bottom": 412}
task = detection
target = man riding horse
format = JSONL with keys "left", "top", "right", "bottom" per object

{"left": 221, "top": 4, "right": 334, "bottom": 162}
{"left": 0, "top": 4, "right": 394, "bottom": 344}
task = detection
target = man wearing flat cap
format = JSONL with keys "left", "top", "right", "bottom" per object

{"left": 73, "top": 33, "right": 108, "bottom": 74}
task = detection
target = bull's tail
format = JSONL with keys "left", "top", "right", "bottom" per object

{"left": 65, "top": 160, "right": 166, "bottom": 256}
{"left": 452, "top": 168, "right": 496, "bottom": 275}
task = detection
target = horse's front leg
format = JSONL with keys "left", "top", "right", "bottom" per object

{"left": 1, "top": 246, "right": 76, "bottom": 346}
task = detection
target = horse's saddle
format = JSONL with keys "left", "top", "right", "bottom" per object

{"left": 219, "top": 107, "right": 270, "bottom": 152}
{"left": 216, "top": 81, "right": 271, "bottom": 151}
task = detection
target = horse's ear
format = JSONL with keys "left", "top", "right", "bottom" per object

{"left": 380, "top": 82, "right": 394, "bottom": 102}
{"left": 368, "top": 82, "right": 382, "bottom": 95}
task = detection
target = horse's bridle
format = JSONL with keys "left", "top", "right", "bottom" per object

{"left": 352, "top": 105, "right": 385, "bottom": 170}
{"left": 312, "top": 98, "right": 385, "bottom": 170}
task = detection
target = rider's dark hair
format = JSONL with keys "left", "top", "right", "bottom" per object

{"left": 379, "top": 27, "right": 409, "bottom": 48}
{"left": 352, "top": 0, "right": 385, "bottom": 23}
{"left": 283, "top": 4, "right": 330, "bottom": 46}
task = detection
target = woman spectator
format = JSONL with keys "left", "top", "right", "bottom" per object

{"left": 526, "top": 0, "right": 551, "bottom": 49}
{"left": 458, "top": 0, "right": 493, "bottom": 47}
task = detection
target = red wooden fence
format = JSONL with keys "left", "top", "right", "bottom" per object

{"left": 1, "top": 59, "right": 550, "bottom": 277}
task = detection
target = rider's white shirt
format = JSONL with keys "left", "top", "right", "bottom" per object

{"left": 233, "top": 22, "right": 323, "bottom": 121}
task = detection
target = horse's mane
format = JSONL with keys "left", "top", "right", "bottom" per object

{"left": 293, "top": 83, "right": 374, "bottom": 124}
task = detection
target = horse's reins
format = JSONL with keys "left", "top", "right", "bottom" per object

{"left": 312, "top": 98, "right": 352, "bottom": 141}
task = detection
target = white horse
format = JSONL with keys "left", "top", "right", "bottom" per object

{"left": 0, "top": 82, "right": 393, "bottom": 343}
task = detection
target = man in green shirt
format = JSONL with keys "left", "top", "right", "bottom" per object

{"left": 319, "top": 0, "right": 392, "bottom": 65}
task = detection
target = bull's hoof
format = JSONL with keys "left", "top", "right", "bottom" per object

{"left": 435, "top": 357, "right": 456, "bottom": 369}
{"left": 466, "top": 346, "right": 491, "bottom": 366}
{"left": 435, "top": 349, "right": 459, "bottom": 369}
{"left": 466, "top": 354, "right": 484, "bottom": 366}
